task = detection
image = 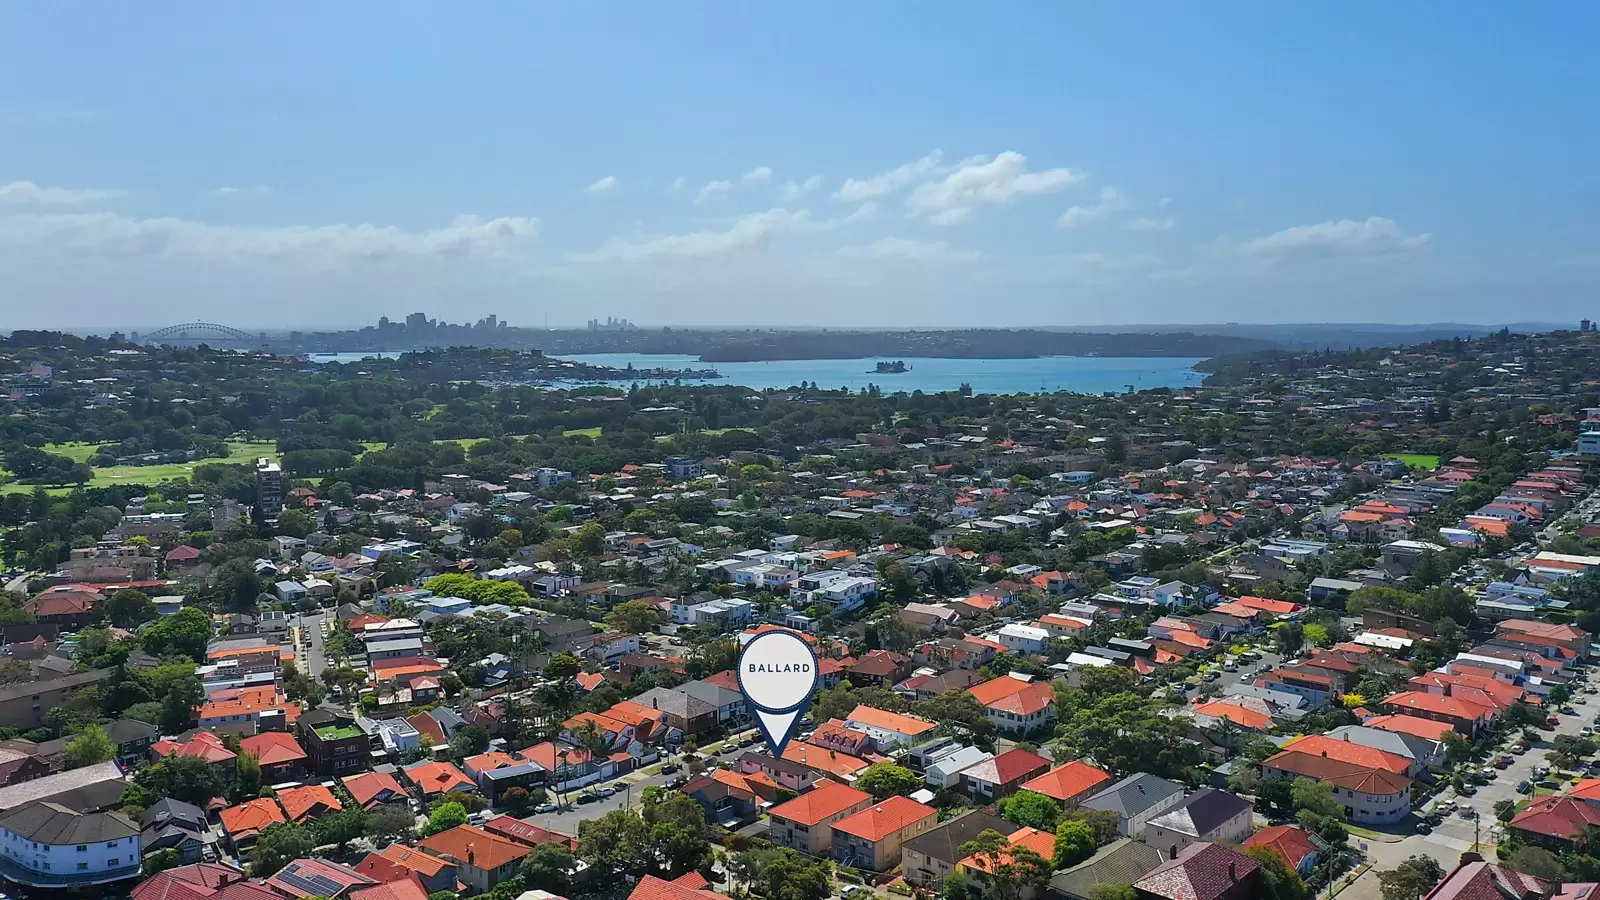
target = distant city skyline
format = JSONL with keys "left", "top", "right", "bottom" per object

{"left": 3, "top": 4, "right": 1598, "bottom": 329}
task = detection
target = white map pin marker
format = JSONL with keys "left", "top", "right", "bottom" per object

{"left": 737, "top": 630, "right": 820, "bottom": 758}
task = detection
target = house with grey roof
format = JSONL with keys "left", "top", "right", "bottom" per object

{"left": 679, "top": 679, "right": 748, "bottom": 724}
{"left": 1049, "top": 838, "right": 1166, "bottom": 900}
{"left": 1324, "top": 724, "right": 1441, "bottom": 775}
{"left": 1143, "top": 788, "right": 1254, "bottom": 859}
{"left": 633, "top": 686, "right": 719, "bottom": 735}
{"left": 901, "top": 809, "right": 1011, "bottom": 890}
{"left": 1081, "top": 772, "right": 1186, "bottom": 839}
{"left": 0, "top": 801, "right": 141, "bottom": 887}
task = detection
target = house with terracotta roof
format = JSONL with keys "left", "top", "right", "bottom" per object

{"left": 1019, "top": 760, "right": 1112, "bottom": 807}
{"left": 968, "top": 675, "right": 1057, "bottom": 736}
{"left": 830, "top": 795, "right": 939, "bottom": 871}
{"left": 1259, "top": 745, "right": 1410, "bottom": 825}
{"left": 955, "top": 825, "right": 1056, "bottom": 897}
{"left": 1381, "top": 690, "right": 1494, "bottom": 735}
{"left": 1363, "top": 713, "right": 1457, "bottom": 743}
{"left": 417, "top": 824, "right": 531, "bottom": 894}
{"left": 766, "top": 781, "right": 876, "bottom": 856}
{"left": 681, "top": 769, "right": 760, "bottom": 824}
{"left": 958, "top": 748, "right": 1053, "bottom": 802}
{"left": 345, "top": 874, "right": 430, "bottom": 900}
{"left": 275, "top": 783, "right": 343, "bottom": 823}
{"left": 1494, "top": 618, "right": 1591, "bottom": 661}
{"left": 625, "top": 874, "right": 725, "bottom": 900}
{"left": 783, "top": 742, "right": 871, "bottom": 782}
{"left": 402, "top": 760, "right": 477, "bottom": 799}
{"left": 354, "top": 844, "right": 458, "bottom": 895}
{"left": 1242, "top": 824, "right": 1324, "bottom": 876}
{"left": 239, "top": 731, "right": 307, "bottom": 783}
{"left": 1509, "top": 795, "right": 1600, "bottom": 851}
{"left": 844, "top": 705, "right": 938, "bottom": 751}
{"left": 218, "top": 798, "right": 285, "bottom": 851}
{"left": 341, "top": 770, "right": 409, "bottom": 810}
{"left": 1132, "top": 842, "right": 1261, "bottom": 900}
{"left": 479, "top": 815, "right": 577, "bottom": 852}
{"left": 153, "top": 732, "right": 239, "bottom": 781}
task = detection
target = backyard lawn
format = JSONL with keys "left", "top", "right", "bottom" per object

{"left": 1, "top": 440, "right": 282, "bottom": 495}
{"left": 1385, "top": 453, "right": 1441, "bottom": 470}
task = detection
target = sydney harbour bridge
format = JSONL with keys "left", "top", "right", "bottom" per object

{"left": 134, "top": 322, "right": 270, "bottom": 349}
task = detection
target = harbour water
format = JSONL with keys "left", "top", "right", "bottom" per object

{"left": 308, "top": 351, "right": 1207, "bottom": 395}
{"left": 559, "top": 353, "right": 1206, "bottom": 395}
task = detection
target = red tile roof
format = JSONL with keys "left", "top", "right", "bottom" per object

{"left": 1243, "top": 825, "right": 1320, "bottom": 872}
{"left": 347, "top": 875, "right": 431, "bottom": 900}
{"left": 264, "top": 859, "right": 374, "bottom": 899}
{"left": 846, "top": 705, "right": 937, "bottom": 737}
{"left": 959, "top": 826, "right": 1055, "bottom": 874}
{"left": 1134, "top": 842, "right": 1260, "bottom": 900}
{"left": 1510, "top": 796, "right": 1600, "bottom": 842}
{"left": 481, "top": 815, "right": 577, "bottom": 850}
{"left": 626, "top": 875, "right": 724, "bottom": 900}
{"left": 768, "top": 781, "right": 873, "bottom": 827}
{"left": 960, "top": 748, "right": 1053, "bottom": 785}
{"left": 342, "top": 770, "right": 408, "bottom": 809}
{"left": 418, "top": 824, "right": 532, "bottom": 871}
{"left": 1421, "top": 861, "right": 1551, "bottom": 900}
{"left": 1020, "top": 761, "right": 1112, "bottom": 803}
{"left": 154, "top": 731, "right": 238, "bottom": 765}
{"left": 239, "top": 731, "right": 307, "bottom": 767}
{"left": 830, "top": 795, "right": 937, "bottom": 842}
{"left": 275, "top": 783, "right": 342, "bottom": 822}
{"left": 1282, "top": 735, "right": 1411, "bottom": 775}
{"left": 358, "top": 844, "right": 456, "bottom": 879}
{"left": 1364, "top": 713, "right": 1456, "bottom": 742}
{"left": 1263, "top": 750, "right": 1411, "bottom": 796}
{"left": 405, "top": 760, "right": 475, "bottom": 796}
{"left": 218, "top": 797, "right": 285, "bottom": 841}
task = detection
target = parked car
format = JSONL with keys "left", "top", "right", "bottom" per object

{"left": 662, "top": 764, "right": 681, "bottom": 774}
{"left": 1415, "top": 822, "right": 1433, "bottom": 835}
{"left": 535, "top": 803, "right": 557, "bottom": 814}
{"left": 1563, "top": 706, "right": 1579, "bottom": 716}
{"left": 1517, "top": 780, "right": 1533, "bottom": 794}
{"left": 577, "top": 793, "right": 599, "bottom": 804}
{"left": 598, "top": 786, "right": 617, "bottom": 798}
{"left": 1494, "top": 755, "right": 1513, "bottom": 768}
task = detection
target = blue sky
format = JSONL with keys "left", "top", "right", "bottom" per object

{"left": 2, "top": 2, "right": 1597, "bottom": 329}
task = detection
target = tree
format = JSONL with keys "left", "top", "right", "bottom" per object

{"left": 996, "top": 790, "right": 1062, "bottom": 830}
{"left": 1275, "top": 622, "right": 1305, "bottom": 656}
{"left": 1376, "top": 855, "right": 1445, "bottom": 900}
{"left": 450, "top": 725, "right": 490, "bottom": 758}
{"left": 856, "top": 762, "right": 923, "bottom": 799}
{"left": 1506, "top": 846, "right": 1564, "bottom": 881}
{"left": 546, "top": 652, "right": 581, "bottom": 680}
{"left": 1290, "top": 778, "right": 1342, "bottom": 819}
{"left": 639, "top": 790, "right": 712, "bottom": 875}
{"left": 520, "top": 843, "right": 575, "bottom": 893}
{"left": 237, "top": 750, "right": 263, "bottom": 798}
{"left": 252, "top": 822, "right": 316, "bottom": 877}
{"left": 732, "top": 847, "right": 832, "bottom": 900}
{"left": 424, "top": 802, "right": 468, "bottom": 836}
{"left": 1057, "top": 808, "right": 1124, "bottom": 846}
{"left": 578, "top": 808, "right": 651, "bottom": 878}
{"left": 159, "top": 675, "right": 203, "bottom": 733}
{"left": 277, "top": 509, "right": 315, "bottom": 538}
{"left": 606, "top": 600, "right": 667, "bottom": 634}
{"left": 1244, "top": 845, "right": 1309, "bottom": 900}
{"left": 136, "top": 754, "right": 225, "bottom": 806}
{"left": 312, "top": 808, "right": 370, "bottom": 851}
{"left": 1053, "top": 820, "right": 1097, "bottom": 869}
{"left": 145, "top": 847, "right": 183, "bottom": 875}
{"left": 142, "top": 607, "right": 213, "bottom": 662}
{"left": 1442, "top": 731, "right": 1473, "bottom": 767}
{"left": 106, "top": 589, "right": 157, "bottom": 628}
{"left": 62, "top": 725, "right": 114, "bottom": 769}
{"left": 501, "top": 786, "right": 533, "bottom": 814}
{"left": 1494, "top": 800, "right": 1518, "bottom": 823}
{"left": 368, "top": 804, "right": 418, "bottom": 840}
{"left": 1550, "top": 734, "right": 1597, "bottom": 769}
{"left": 1053, "top": 691, "right": 1202, "bottom": 782}
{"left": 958, "top": 829, "right": 1050, "bottom": 900}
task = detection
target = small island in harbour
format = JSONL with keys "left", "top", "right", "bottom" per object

{"left": 872, "top": 360, "right": 910, "bottom": 374}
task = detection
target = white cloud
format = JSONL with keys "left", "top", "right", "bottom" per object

{"left": 669, "top": 176, "right": 685, "bottom": 194}
{"left": 0, "top": 180, "right": 123, "bottom": 206}
{"left": 0, "top": 211, "right": 538, "bottom": 262}
{"left": 840, "top": 237, "right": 980, "bottom": 262}
{"left": 779, "top": 175, "right": 822, "bottom": 201}
{"left": 742, "top": 166, "right": 773, "bottom": 185}
{"left": 586, "top": 175, "right": 617, "bottom": 193}
{"left": 695, "top": 180, "right": 732, "bottom": 204}
{"left": 1058, "top": 188, "right": 1128, "bottom": 229}
{"left": 844, "top": 202, "right": 878, "bottom": 223}
{"left": 909, "top": 151, "right": 1083, "bottom": 224}
{"left": 573, "top": 208, "right": 809, "bottom": 261}
{"left": 835, "top": 151, "right": 943, "bottom": 202}
{"left": 1243, "top": 216, "right": 1431, "bottom": 259}
{"left": 212, "top": 185, "right": 272, "bottom": 199}
{"left": 1124, "top": 216, "right": 1176, "bottom": 232}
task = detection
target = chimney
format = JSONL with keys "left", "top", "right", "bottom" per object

{"left": 1228, "top": 861, "right": 1237, "bottom": 882}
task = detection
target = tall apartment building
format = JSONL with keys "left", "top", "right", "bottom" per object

{"left": 256, "top": 458, "right": 283, "bottom": 519}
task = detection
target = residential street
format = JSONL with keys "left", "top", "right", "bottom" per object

{"left": 1340, "top": 681, "right": 1600, "bottom": 900}
{"left": 292, "top": 609, "right": 332, "bottom": 678}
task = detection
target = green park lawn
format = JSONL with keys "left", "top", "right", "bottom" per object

{"left": 2, "top": 440, "right": 281, "bottom": 495}
{"left": 562, "top": 427, "right": 604, "bottom": 438}
{"left": 1385, "top": 453, "right": 1441, "bottom": 470}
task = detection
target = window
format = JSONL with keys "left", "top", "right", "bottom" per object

{"left": 76, "top": 845, "right": 87, "bottom": 852}
{"left": 77, "top": 862, "right": 89, "bottom": 870}
{"left": 109, "top": 858, "right": 119, "bottom": 866}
